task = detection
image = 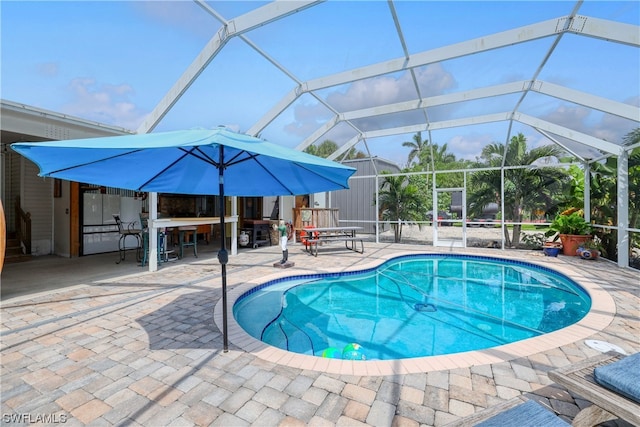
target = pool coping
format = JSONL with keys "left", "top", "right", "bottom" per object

{"left": 213, "top": 250, "right": 616, "bottom": 375}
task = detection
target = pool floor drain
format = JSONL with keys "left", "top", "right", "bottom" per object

{"left": 414, "top": 303, "right": 437, "bottom": 312}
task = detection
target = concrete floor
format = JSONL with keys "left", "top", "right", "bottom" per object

{"left": 1, "top": 241, "right": 638, "bottom": 426}
{"left": 0, "top": 239, "right": 225, "bottom": 300}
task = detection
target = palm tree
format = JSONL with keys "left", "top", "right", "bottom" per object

{"left": 421, "top": 142, "right": 456, "bottom": 168}
{"left": 469, "top": 133, "right": 566, "bottom": 247}
{"left": 402, "top": 132, "right": 428, "bottom": 167}
{"left": 421, "top": 142, "right": 465, "bottom": 192}
{"left": 378, "top": 172, "right": 424, "bottom": 242}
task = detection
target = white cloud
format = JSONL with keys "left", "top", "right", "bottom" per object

{"left": 541, "top": 105, "right": 590, "bottom": 131}
{"left": 541, "top": 102, "right": 637, "bottom": 144}
{"left": 447, "top": 133, "right": 495, "bottom": 161}
{"left": 284, "top": 64, "right": 457, "bottom": 142}
{"left": 325, "top": 64, "right": 455, "bottom": 112}
{"left": 284, "top": 101, "right": 332, "bottom": 137}
{"left": 62, "top": 78, "right": 147, "bottom": 130}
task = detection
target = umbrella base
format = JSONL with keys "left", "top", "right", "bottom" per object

{"left": 273, "top": 261, "right": 295, "bottom": 269}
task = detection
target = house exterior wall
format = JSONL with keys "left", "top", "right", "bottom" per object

{"left": 1, "top": 100, "right": 132, "bottom": 257}
{"left": 22, "top": 159, "right": 53, "bottom": 255}
{"left": 4, "top": 151, "right": 22, "bottom": 234}
{"left": 54, "top": 180, "right": 71, "bottom": 257}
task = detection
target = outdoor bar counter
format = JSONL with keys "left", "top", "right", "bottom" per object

{"left": 144, "top": 216, "right": 239, "bottom": 271}
{"left": 153, "top": 216, "right": 237, "bottom": 228}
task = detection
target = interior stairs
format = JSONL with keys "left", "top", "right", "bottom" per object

{"left": 3, "top": 232, "right": 32, "bottom": 264}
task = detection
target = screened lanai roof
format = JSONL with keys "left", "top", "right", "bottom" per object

{"left": 2, "top": 1, "right": 638, "bottom": 167}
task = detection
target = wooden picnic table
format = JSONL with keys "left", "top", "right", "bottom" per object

{"left": 302, "top": 226, "right": 364, "bottom": 256}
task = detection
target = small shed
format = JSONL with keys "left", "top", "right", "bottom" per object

{"left": 330, "top": 157, "right": 401, "bottom": 234}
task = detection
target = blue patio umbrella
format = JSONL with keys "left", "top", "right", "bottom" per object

{"left": 12, "top": 127, "right": 356, "bottom": 350}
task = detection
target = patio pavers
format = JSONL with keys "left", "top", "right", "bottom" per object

{"left": 1, "top": 242, "right": 638, "bottom": 426}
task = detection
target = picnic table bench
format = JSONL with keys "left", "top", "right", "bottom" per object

{"left": 302, "top": 226, "right": 364, "bottom": 257}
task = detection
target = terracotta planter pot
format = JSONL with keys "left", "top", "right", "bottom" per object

{"left": 559, "top": 234, "right": 592, "bottom": 256}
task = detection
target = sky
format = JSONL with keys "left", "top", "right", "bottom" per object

{"left": 1, "top": 0, "right": 639, "bottom": 168}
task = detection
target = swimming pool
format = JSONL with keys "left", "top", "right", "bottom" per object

{"left": 233, "top": 254, "right": 592, "bottom": 361}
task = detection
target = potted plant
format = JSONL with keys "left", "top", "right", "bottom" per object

{"left": 542, "top": 240, "right": 562, "bottom": 257}
{"left": 545, "top": 209, "right": 592, "bottom": 256}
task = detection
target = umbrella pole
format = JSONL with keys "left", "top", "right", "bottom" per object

{"left": 218, "top": 145, "right": 229, "bottom": 352}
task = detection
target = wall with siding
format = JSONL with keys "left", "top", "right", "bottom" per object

{"left": 6, "top": 151, "right": 22, "bottom": 234}
{"left": 23, "top": 159, "right": 53, "bottom": 255}
{"left": 330, "top": 158, "right": 400, "bottom": 234}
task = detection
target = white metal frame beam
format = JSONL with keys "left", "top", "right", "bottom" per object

{"left": 335, "top": 81, "right": 636, "bottom": 124}
{"left": 533, "top": 81, "right": 638, "bottom": 121}
{"left": 293, "top": 79, "right": 638, "bottom": 158}
{"left": 302, "top": 18, "right": 568, "bottom": 93}
{"left": 251, "top": 17, "right": 566, "bottom": 135}
{"left": 252, "top": 15, "right": 637, "bottom": 159}
{"left": 281, "top": 16, "right": 637, "bottom": 98}
{"left": 137, "top": 0, "right": 322, "bottom": 134}
{"left": 617, "top": 150, "right": 629, "bottom": 268}
{"left": 515, "top": 112, "right": 622, "bottom": 155}
{"left": 325, "top": 111, "right": 625, "bottom": 160}
{"left": 132, "top": 2, "right": 637, "bottom": 267}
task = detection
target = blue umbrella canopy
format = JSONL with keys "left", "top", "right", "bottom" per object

{"left": 12, "top": 127, "right": 356, "bottom": 352}
{"left": 11, "top": 128, "right": 355, "bottom": 195}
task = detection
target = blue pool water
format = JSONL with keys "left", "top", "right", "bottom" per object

{"left": 233, "top": 254, "right": 591, "bottom": 360}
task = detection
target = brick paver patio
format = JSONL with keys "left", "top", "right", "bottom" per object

{"left": 1, "top": 242, "right": 638, "bottom": 426}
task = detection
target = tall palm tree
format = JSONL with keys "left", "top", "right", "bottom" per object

{"left": 424, "top": 142, "right": 456, "bottom": 167}
{"left": 469, "top": 133, "right": 567, "bottom": 247}
{"left": 402, "top": 132, "right": 428, "bottom": 167}
{"left": 378, "top": 172, "right": 424, "bottom": 242}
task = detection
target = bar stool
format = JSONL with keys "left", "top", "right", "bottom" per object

{"left": 141, "top": 230, "right": 168, "bottom": 267}
{"left": 178, "top": 226, "right": 198, "bottom": 258}
{"left": 113, "top": 214, "right": 142, "bottom": 264}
